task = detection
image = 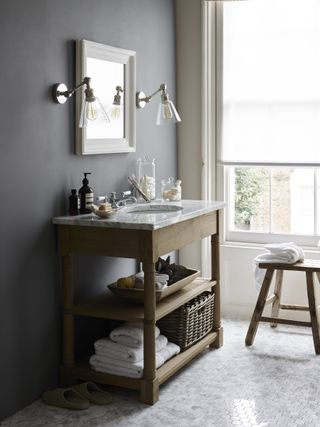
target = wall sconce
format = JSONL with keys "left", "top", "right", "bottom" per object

{"left": 109, "top": 86, "right": 123, "bottom": 121}
{"left": 52, "top": 77, "right": 111, "bottom": 128}
{"left": 136, "top": 83, "right": 181, "bottom": 125}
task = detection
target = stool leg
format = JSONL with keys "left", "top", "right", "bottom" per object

{"left": 270, "top": 270, "right": 284, "bottom": 328}
{"left": 306, "top": 272, "right": 320, "bottom": 355}
{"left": 245, "top": 268, "right": 274, "bottom": 346}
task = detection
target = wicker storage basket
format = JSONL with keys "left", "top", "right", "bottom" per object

{"left": 157, "top": 291, "right": 215, "bottom": 351}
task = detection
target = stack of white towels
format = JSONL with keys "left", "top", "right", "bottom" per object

{"left": 254, "top": 242, "right": 305, "bottom": 290}
{"left": 89, "top": 322, "right": 180, "bottom": 378}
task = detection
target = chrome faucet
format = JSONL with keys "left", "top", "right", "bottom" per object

{"left": 109, "top": 191, "right": 137, "bottom": 208}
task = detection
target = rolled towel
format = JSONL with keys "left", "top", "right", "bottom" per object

{"left": 94, "top": 334, "right": 168, "bottom": 362}
{"left": 134, "top": 280, "right": 168, "bottom": 290}
{"left": 156, "top": 342, "right": 180, "bottom": 365}
{"left": 134, "top": 272, "right": 169, "bottom": 290}
{"left": 110, "top": 321, "right": 160, "bottom": 347}
{"left": 90, "top": 342, "right": 180, "bottom": 379}
{"left": 135, "top": 272, "right": 169, "bottom": 282}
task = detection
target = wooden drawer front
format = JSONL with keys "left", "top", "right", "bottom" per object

{"left": 155, "top": 211, "right": 217, "bottom": 257}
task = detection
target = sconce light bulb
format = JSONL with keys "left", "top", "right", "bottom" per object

{"left": 110, "top": 105, "right": 121, "bottom": 120}
{"left": 79, "top": 97, "right": 110, "bottom": 128}
{"left": 162, "top": 101, "right": 173, "bottom": 120}
{"left": 79, "top": 100, "right": 98, "bottom": 128}
{"left": 86, "top": 101, "right": 98, "bottom": 121}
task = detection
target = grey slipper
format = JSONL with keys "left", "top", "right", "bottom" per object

{"left": 72, "top": 382, "right": 112, "bottom": 405}
{"left": 42, "top": 387, "right": 90, "bottom": 410}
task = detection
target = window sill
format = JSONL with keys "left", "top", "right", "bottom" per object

{"left": 222, "top": 240, "right": 320, "bottom": 254}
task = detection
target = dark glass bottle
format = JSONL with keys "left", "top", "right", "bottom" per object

{"left": 79, "top": 172, "right": 94, "bottom": 214}
{"left": 68, "top": 189, "right": 79, "bottom": 216}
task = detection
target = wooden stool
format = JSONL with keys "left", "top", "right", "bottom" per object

{"left": 245, "top": 260, "right": 320, "bottom": 354}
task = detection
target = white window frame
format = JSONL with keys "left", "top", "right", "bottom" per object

{"left": 213, "top": 2, "right": 320, "bottom": 248}
{"left": 223, "top": 165, "right": 320, "bottom": 247}
{"left": 201, "top": 0, "right": 217, "bottom": 276}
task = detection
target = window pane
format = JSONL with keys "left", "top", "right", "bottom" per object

{"left": 229, "top": 167, "right": 315, "bottom": 236}
{"left": 231, "top": 167, "right": 270, "bottom": 232}
{"left": 271, "top": 168, "right": 314, "bottom": 234}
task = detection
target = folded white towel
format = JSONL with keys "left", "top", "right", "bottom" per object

{"left": 94, "top": 334, "right": 168, "bottom": 362}
{"left": 90, "top": 342, "right": 180, "bottom": 379}
{"left": 90, "top": 359, "right": 143, "bottom": 378}
{"left": 109, "top": 321, "right": 160, "bottom": 347}
{"left": 253, "top": 242, "right": 304, "bottom": 291}
{"left": 256, "top": 242, "right": 304, "bottom": 264}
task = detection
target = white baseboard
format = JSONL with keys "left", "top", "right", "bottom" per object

{"left": 222, "top": 303, "right": 253, "bottom": 320}
{"left": 221, "top": 303, "right": 311, "bottom": 322}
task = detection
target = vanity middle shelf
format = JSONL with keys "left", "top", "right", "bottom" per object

{"left": 73, "top": 277, "right": 216, "bottom": 322}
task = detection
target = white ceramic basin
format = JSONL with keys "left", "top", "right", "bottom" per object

{"left": 123, "top": 204, "right": 183, "bottom": 214}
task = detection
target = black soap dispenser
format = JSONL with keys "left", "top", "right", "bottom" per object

{"left": 79, "top": 172, "right": 94, "bottom": 214}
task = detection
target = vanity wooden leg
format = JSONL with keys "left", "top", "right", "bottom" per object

{"left": 62, "top": 255, "right": 75, "bottom": 368}
{"left": 60, "top": 367, "right": 77, "bottom": 388}
{"left": 210, "top": 228, "right": 223, "bottom": 349}
{"left": 140, "top": 378, "right": 160, "bottom": 406}
{"left": 141, "top": 262, "right": 159, "bottom": 405}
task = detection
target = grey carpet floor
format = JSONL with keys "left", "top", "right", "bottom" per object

{"left": 2, "top": 318, "right": 320, "bottom": 427}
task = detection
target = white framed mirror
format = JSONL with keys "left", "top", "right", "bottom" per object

{"left": 75, "top": 39, "right": 136, "bottom": 155}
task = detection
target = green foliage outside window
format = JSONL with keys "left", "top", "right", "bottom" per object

{"left": 235, "top": 168, "right": 268, "bottom": 227}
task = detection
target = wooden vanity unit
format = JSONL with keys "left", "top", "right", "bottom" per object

{"left": 53, "top": 200, "right": 225, "bottom": 404}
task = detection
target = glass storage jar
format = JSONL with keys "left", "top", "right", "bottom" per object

{"left": 136, "top": 156, "right": 156, "bottom": 200}
{"left": 161, "top": 178, "right": 182, "bottom": 201}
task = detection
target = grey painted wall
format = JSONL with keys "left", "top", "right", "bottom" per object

{"left": 0, "top": 0, "right": 176, "bottom": 420}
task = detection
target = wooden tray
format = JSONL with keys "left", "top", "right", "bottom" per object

{"left": 108, "top": 269, "right": 200, "bottom": 303}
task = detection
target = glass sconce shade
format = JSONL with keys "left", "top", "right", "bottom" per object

{"left": 79, "top": 96, "right": 110, "bottom": 128}
{"left": 136, "top": 83, "right": 181, "bottom": 125}
{"left": 156, "top": 99, "right": 181, "bottom": 125}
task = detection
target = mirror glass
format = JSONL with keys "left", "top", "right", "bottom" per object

{"left": 86, "top": 58, "right": 124, "bottom": 139}
{"left": 75, "top": 40, "right": 136, "bottom": 155}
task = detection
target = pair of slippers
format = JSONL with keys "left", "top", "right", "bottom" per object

{"left": 42, "top": 381, "right": 112, "bottom": 410}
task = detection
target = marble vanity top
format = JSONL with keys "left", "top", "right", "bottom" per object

{"left": 53, "top": 199, "right": 226, "bottom": 231}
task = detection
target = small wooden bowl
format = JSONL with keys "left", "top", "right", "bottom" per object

{"left": 91, "top": 205, "right": 118, "bottom": 219}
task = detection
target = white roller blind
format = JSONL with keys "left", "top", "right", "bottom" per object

{"left": 218, "top": 0, "right": 320, "bottom": 164}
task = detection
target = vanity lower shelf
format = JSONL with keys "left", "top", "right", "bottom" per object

{"left": 61, "top": 331, "right": 217, "bottom": 390}
{"left": 73, "top": 277, "right": 216, "bottom": 322}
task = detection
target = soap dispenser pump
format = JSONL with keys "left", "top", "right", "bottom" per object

{"left": 79, "top": 172, "right": 94, "bottom": 214}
